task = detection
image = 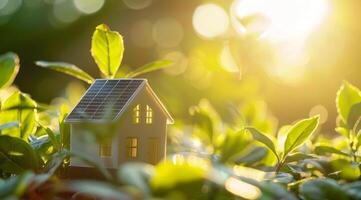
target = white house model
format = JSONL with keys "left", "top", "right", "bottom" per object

{"left": 65, "top": 79, "right": 173, "bottom": 169}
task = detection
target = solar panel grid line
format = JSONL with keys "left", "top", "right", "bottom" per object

{"left": 113, "top": 80, "right": 145, "bottom": 121}
{"left": 92, "top": 80, "right": 134, "bottom": 120}
{"left": 68, "top": 80, "right": 108, "bottom": 120}
{"left": 80, "top": 80, "right": 108, "bottom": 112}
{"left": 89, "top": 79, "right": 122, "bottom": 120}
{"left": 66, "top": 79, "right": 146, "bottom": 122}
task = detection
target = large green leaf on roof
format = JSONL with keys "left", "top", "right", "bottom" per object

{"left": 91, "top": 24, "right": 124, "bottom": 78}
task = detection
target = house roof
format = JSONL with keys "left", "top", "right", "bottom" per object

{"left": 64, "top": 79, "right": 174, "bottom": 124}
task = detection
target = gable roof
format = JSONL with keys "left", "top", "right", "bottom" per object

{"left": 65, "top": 79, "right": 173, "bottom": 124}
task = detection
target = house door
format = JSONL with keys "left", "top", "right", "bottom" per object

{"left": 148, "top": 137, "right": 159, "bottom": 164}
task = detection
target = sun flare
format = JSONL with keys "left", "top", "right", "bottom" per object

{"left": 233, "top": 0, "right": 329, "bottom": 41}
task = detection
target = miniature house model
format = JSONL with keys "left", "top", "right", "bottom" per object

{"left": 65, "top": 79, "right": 173, "bottom": 169}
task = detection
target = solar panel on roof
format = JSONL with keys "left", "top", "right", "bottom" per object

{"left": 66, "top": 79, "right": 145, "bottom": 122}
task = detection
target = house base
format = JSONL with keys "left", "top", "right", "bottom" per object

{"left": 66, "top": 166, "right": 117, "bottom": 180}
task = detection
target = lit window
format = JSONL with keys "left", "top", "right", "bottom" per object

{"left": 100, "top": 139, "right": 112, "bottom": 157}
{"left": 133, "top": 104, "right": 141, "bottom": 124}
{"left": 126, "top": 137, "right": 138, "bottom": 158}
{"left": 146, "top": 105, "right": 153, "bottom": 124}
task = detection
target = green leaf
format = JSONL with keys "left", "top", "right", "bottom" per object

{"left": 245, "top": 127, "right": 279, "bottom": 161}
{"left": 150, "top": 160, "right": 206, "bottom": 191}
{"left": 0, "top": 171, "right": 35, "bottom": 198}
{"left": 331, "top": 159, "right": 360, "bottom": 181}
{"left": 0, "top": 121, "right": 19, "bottom": 131}
{"left": 118, "top": 162, "right": 154, "bottom": 197}
{"left": 59, "top": 180, "right": 130, "bottom": 199}
{"left": 258, "top": 181, "right": 298, "bottom": 200}
{"left": 0, "top": 135, "right": 39, "bottom": 174}
{"left": 0, "top": 91, "right": 38, "bottom": 140}
{"left": 236, "top": 147, "right": 268, "bottom": 165}
{"left": 0, "top": 52, "right": 19, "bottom": 89}
{"left": 336, "top": 81, "right": 361, "bottom": 123}
{"left": 283, "top": 116, "right": 319, "bottom": 158}
{"left": 284, "top": 152, "right": 316, "bottom": 163}
{"left": 348, "top": 102, "right": 361, "bottom": 131}
{"left": 125, "top": 60, "right": 172, "bottom": 78}
{"left": 314, "top": 145, "right": 349, "bottom": 157}
{"left": 91, "top": 24, "right": 124, "bottom": 78}
{"left": 219, "top": 129, "right": 251, "bottom": 163}
{"left": 299, "top": 178, "right": 349, "bottom": 200}
{"left": 343, "top": 181, "right": 361, "bottom": 199}
{"left": 35, "top": 61, "right": 94, "bottom": 84}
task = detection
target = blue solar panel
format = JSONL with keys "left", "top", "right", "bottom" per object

{"left": 66, "top": 79, "right": 145, "bottom": 122}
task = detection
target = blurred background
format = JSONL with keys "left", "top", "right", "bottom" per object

{"left": 0, "top": 0, "right": 360, "bottom": 134}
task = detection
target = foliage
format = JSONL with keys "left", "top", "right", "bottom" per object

{"left": 0, "top": 24, "right": 360, "bottom": 200}
{"left": 36, "top": 24, "right": 172, "bottom": 83}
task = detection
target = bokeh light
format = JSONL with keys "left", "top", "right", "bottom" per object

{"left": 309, "top": 105, "right": 328, "bottom": 124}
{"left": 153, "top": 18, "right": 183, "bottom": 48}
{"left": 192, "top": 3, "right": 229, "bottom": 39}
{"left": 52, "top": 0, "right": 80, "bottom": 25}
{"left": 130, "top": 20, "right": 155, "bottom": 48}
{"left": 122, "top": 0, "right": 152, "bottom": 10}
{"left": 0, "top": 0, "right": 22, "bottom": 16}
{"left": 74, "top": 0, "right": 105, "bottom": 14}
{"left": 162, "top": 51, "right": 188, "bottom": 76}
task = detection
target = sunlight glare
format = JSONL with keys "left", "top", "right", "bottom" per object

{"left": 225, "top": 177, "right": 261, "bottom": 199}
{"left": 193, "top": 3, "right": 229, "bottom": 39}
{"left": 233, "top": 0, "right": 329, "bottom": 41}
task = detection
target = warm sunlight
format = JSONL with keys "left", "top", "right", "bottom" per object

{"left": 193, "top": 3, "right": 229, "bottom": 39}
{"left": 232, "top": 0, "right": 329, "bottom": 41}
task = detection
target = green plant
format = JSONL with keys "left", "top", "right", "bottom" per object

{"left": 36, "top": 24, "right": 172, "bottom": 84}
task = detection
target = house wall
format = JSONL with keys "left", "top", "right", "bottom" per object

{"left": 69, "top": 86, "right": 168, "bottom": 168}
{"left": 69, "top": 123, "right": 119, "bottom": 168}
{"left": 117, "top": 87, "right": 167, "bottom": 165}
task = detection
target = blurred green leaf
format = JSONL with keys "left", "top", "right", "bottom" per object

{"left": 219, "top": 129, "right": 250, "bottom": 163}
{"left": 0, "top": 171, "right": 35, "bottom": 198}
{"left": 118, "top": 162, "right": 154, "bottom": 197}
{"left": 331, "top": 159, "right": 360, "bottom": 181}
{"left": 35, "top": 61, "right": 94, "bottom": 84}
{"left": 343, "top": 181, "right": 361, "bottom": 199}
{"left": 0, "top": 135, "right": 39, "bottom": 174}
{"left": 0, "top": 121, "right": 19, "bottom": 131}
{"left": 314, "top": 145, "right": 349, "bottom": 157}
{"left": 245, "top": 127, "right": 278, "bottom": 161}
{"left": 336, "top": 81, "right": 361, "bottom": 123}
{"left": 258, "top": 181, "right": 298, "bottom": 200}
{"left": 151, "top": 161, "right": 206, "bottom": 191}
{"left": 335, "top": 127, "right": 349, "bottom": 138}
{"left": 236, "top": 147, "right": 268, "bottom": 165}
{"left": 91, "top": 24, "right": 123, "bottom": 78}
{"left": 0, "top": 52, "right": 19, "bottom": 89}
{"left": 283, "top": 116, "right": 319, "bottom": 158}
{"left": 284, "top": 152, "right": 316, "bottom": 163}
{"left": 0, "top": 91, "right": 37, "bottom": 140}
{"left": 299, "top": 178, "right": 349, "bottom": 200}
{"left": 125, "top": 60, "right": 172, "bottom": 78}
{"left": 348, "top": 102, "right": 361, "bottom": 132}
{"left": 59, "top": 180, "right": 130, "bottom": 199}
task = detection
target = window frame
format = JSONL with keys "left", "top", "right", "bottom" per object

{"left": 126, "top": 137, "right": 138, "bottom": 158}
{"left": 133, "top": 104, "right": 141, "bottom": 124}
{"left": 146, "top": 105, "right": 153, "bottom": 124}
{"left": 99, "top": 139, "right": 112, "bottom": 157}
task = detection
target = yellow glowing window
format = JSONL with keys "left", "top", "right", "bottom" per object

{"left": 99, "top": 139, "right": 112, "bottom": 157}
{"left": 146, "top": 105, "right": 153, "bottom": 124}
{"left": 126, "top": 137, "right": 138, "bottom": 158}
{"left": 133, "top": 104, "right": 141, "bottom": 124}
